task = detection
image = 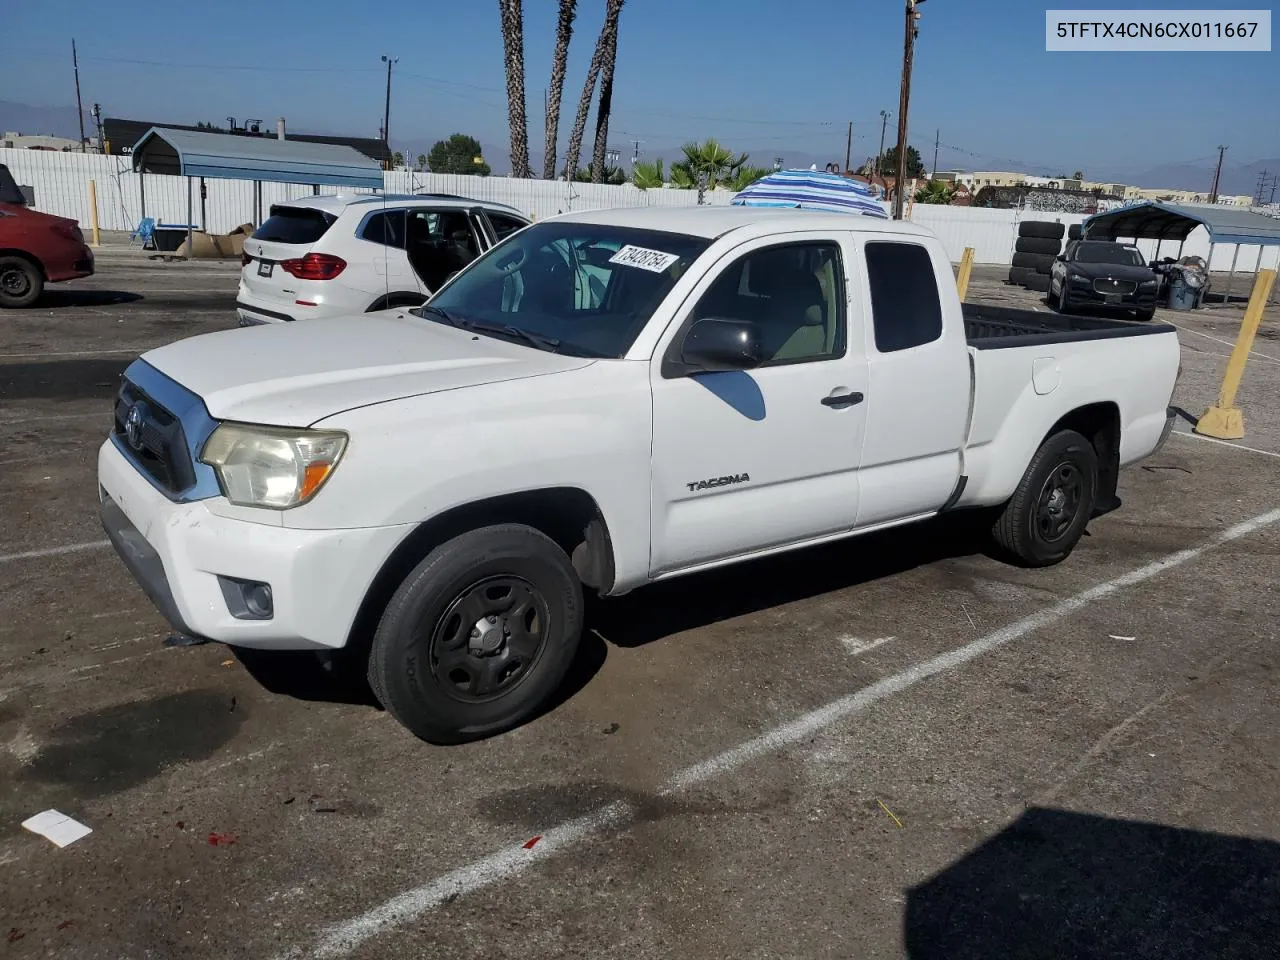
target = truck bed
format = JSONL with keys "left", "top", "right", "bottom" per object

{"left": 962, "top": 302, "right": 1175, "bottom": 349}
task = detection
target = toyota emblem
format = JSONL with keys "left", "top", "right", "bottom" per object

{"left": 124, "top": 403, "right": 146, "bottom": 451}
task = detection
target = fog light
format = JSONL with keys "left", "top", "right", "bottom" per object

{"left": 217, "top": 575, "right": 274, "bottom": 620}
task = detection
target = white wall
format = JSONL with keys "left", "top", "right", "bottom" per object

{"left": 4, "top": 148, "right": 1278, "bottom": 272}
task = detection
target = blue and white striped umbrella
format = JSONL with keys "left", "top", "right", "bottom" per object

{"left": 731, "top": 168, "right": 889, "bottom": 219}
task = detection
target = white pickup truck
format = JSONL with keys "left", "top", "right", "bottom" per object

{"left": 99, "top": 207, "right": 1180, "bottom": 743}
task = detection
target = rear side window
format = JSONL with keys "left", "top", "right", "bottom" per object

{"left": 360, "top": 210, "right": 407, "bottom": 249}
{"left": 252, "top": 206, "right": 336, "bottom": 244}
{"left": 865, "top": 241, "right": 943, "bottom": 353}
{"left": 488, "top": 213, "right": 527, "bottom": 241}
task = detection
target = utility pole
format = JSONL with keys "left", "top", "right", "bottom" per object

{"left": 1209, "top": 144, "right": 1226, "bottom": 204}
{"left": 932, "top": 128, "right": 940, "bottom": 178}
{"left": 845, "top": 121, "right": 853, "bottom": 174}
{"left": 91, "top": 103, "right": 103, "bottom": 153}
{"left": 631, "top": 139, "right": 642, "bottom": 168}
{"left": 72, "top": 39, "right": 86, "bottom": 152}
{"left": 875, "top": 110, "right": 889, "bottom": 180}
{"left": 381, "top": 55, "right": 398, "bottom": 168}
{"left": 893, "top": 0, "right": 925, "bottom": 220}
{"left": 1254, "top": 170, "right": 1268, "bottom": 206}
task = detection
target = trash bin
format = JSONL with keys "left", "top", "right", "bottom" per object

{"left": 1167, "top": 271, "right": 1196, "bottom": 311}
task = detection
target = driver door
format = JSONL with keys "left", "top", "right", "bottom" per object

{"left": 648, "top": 233, "right": 869, "bottom": 575}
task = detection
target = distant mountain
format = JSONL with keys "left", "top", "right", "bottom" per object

{"left": 0, "top": 100, "right": 89, "bottom": 138}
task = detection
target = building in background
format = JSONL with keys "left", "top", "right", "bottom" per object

{"left": 100, "top": 117, "right": 390, "bottom": 165}
{"left": 1, "top": 132, "right": 98, "bottom": 151}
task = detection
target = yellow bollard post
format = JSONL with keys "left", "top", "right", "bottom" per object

{"left": 956, "top": 247, "right": 975, "bottom": 301}
{"left": 87, "top": 179, "right": 101, "bottom": 247}
{"left": 1195, "top": 268, "right": 1277, "bottom": 440}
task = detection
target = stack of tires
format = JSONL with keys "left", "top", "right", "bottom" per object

{"left": 1008, "top": 220, "right": 1081, "bottom": 293}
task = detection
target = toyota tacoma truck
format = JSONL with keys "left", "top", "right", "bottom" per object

{"left": 99, "top": 207, "right": 1181, "bottom": 743}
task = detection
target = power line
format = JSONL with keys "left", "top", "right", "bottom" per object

{"left": 82, "top": 54, "right": 381, "bottom": 74}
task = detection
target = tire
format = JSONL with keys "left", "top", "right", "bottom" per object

{"left": 1024, "top": 273, "right": 1051, "bottom": 292}
{"left": 1008, "top": 266, "right": 1033, "bottom": 286}
{"left": 368, "top": 524, "right": 583, "bottom": 744}
{"left": 1068, "top": 223, "right": 1083, "bottom": 241}
{"left": 0, "top": 256, "right": 43, "bottom": 308}
{"left": 992, "top": 429, "right": 1098, "bottom": 567}
{"left": 1012, "top": 252, "right": 1055, "bottom": 274}
{"left": 1014, "top": 237, "right": 1061, "bottom": 255}
{"left": 1054, "top": 276, "right": 1072, "bottom": 313}
{"left": 1134, "top": 307, "right": 1155, "bottom": 321}
{"left": 1018, "top": 221, "right": 1066, "bottom": 240}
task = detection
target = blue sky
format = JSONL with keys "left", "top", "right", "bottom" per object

{"left": 4, "top": 0, "right": 1277, "bottom": 178}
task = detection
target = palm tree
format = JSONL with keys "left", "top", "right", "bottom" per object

{"left": 542, "top": 0, "right": 577, "bottom": 180}
{"left": 416, "top": 153, "right": 427, "bottom": 172}
{"left": 726, "top": 164, "right": 772, "bottom": 193}
{"left": 670, "top": 139, "right": 749, "bottom": 191}
{"left": 565, "top": 0, "right": 622, "bottom": 183}
{"left": 913, "top": 179, "right": 954, "bottom": 204}
{"left": 590, "top": 0, "right": 625, "bottom": 183}
{"left": 631, "top": 158, "right": 665, "bottom": 189}
{"left": 498, "top": 0, "right": 532, "bottom": 178}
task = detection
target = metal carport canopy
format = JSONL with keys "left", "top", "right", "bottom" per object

{"left": 1083, "top": 201, "right": 1280, "bottom": 247}
{"left": 129, "top": 127, "right": 383, "bottom": 188}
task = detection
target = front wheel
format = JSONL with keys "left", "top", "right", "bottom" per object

{"left": 0, "top": 257, "right": 43, "bottom": 308}
{"left": 1054, "top": 277, "right": 1072, "bottom": 313}
{"left": 368, "top": 524, "right": 583, "bottom": 743}
{"left": 992, "top": 429, "right": 1098, "bottom": 567}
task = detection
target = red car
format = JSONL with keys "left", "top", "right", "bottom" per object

{"left": 0, "top": 163, "right": 95, "bottom": 308}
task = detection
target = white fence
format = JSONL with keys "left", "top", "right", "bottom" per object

{"left": 5, "top": 148, "right": 1278, "bottom": 272}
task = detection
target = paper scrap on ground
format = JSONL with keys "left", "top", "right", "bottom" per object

{"left": 22, "top": 810, "right": 92, "bottom": 848}
{"left": 607, "top": 245, "right": 680, "bottom": 273}
{"left": 1109, "top": 635, "right": 1137, "bottom": 641}
{"left": 839, "top": 636, "right": 895, "bottom": 657}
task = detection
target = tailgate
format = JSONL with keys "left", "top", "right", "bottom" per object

{"left": 241, "top": 205, "right": 338, "bottom": 305}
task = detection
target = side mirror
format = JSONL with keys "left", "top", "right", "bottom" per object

{"left": 1055, "top": 254, "right": 1066, "bottom": 262}
{"left": 681, "top": 318, "right": 764, "bottom": 372}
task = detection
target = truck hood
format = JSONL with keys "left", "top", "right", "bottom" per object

{"left": 139, "top": 312, "right": 595, "bottom": 425}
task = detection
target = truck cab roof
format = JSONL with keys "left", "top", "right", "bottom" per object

{"left": 548, "top": 205, "right": 935, "bottom": 241}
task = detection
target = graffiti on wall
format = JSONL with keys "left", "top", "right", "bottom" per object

{"left": 974, "top": 186, "right": 1107, "bottom": 214}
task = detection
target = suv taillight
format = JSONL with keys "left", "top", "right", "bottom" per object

{"left": 279, "top": 253, "right": 346, "bottom": 281}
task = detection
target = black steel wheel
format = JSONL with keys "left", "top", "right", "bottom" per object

{"left": 1055, "top": 277, "right": 1072, "bottom": 313}
{"left": 992, "top": 429, "right": 1098, "bottom": 567}
{"left": 0, "top": 256, "right": 42, "bottom": 308}
{"left": 429, "top": 575, "right": 550, "bottom": 703}
{"left": 1035, "top": 462, "right": 1084, "bottom": 543}
{"left": 368, "top": 524, "right": 583, "bottom": 743}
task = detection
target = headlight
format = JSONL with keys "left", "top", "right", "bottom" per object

{"left": 1070, "top": 274, "right": 1092, "bottom": 284}
{"left": 1140, "top": 279, "right": 1159, "bottom": 288}
{"left": 201, "top": 423, "right": 347, "bottom": 509}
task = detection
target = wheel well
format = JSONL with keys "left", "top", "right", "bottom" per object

{"left": 345, "top": 488, "right": 615, "bottom": 651}
{"left": 1047, "top": 402, "right": 1120, "bottom": 512}
{"left": 366, "top": 292, "right": 425, "bottom": 312}
{"left": 0, "top": 250, "right": 45, "bottom": 280}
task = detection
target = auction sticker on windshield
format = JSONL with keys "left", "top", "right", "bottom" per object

{"left": 608, "top": 245, "right": 681, "bottom": 273}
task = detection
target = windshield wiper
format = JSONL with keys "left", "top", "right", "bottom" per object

{"left": 460, "top": 320, "right": 562, "bottom": 353}
{"left": 414, "top": 303, "right": 465, "bottom": 327}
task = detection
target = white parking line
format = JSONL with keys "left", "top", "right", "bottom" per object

{"left": 1168, "top": 321, "right": 1280, "bottom": 364}
{"left": 838, "top": 636, "right": 895, "bottom": 656}
{"left": 0, "top": 540, "right": 111, "bottom": 564}
{"left": 0, "top": 348, "right": 141, "bottom": 359}
{"left": 0, "top": 413, "right": 109, "bottom": 426}
{"left": 1173, "top": 429, "right": 1280, "bottom": 460}
{"left": 298, "top": 505, "right": 1280, "bottom": 959}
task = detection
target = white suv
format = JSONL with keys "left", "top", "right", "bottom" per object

{"left": 236, "top": 194, "right": 529, "bottom": 325}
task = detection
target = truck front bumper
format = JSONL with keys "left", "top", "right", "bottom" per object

{"left": 98, "top": 440, "right": 409, "bottom": 650}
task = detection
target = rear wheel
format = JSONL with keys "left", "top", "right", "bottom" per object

{"left": 368, "top": 524, "right": 583, "bottom": 743}
{"left": 0, "top": 257, "right": 42, "bottom": 308}
{"left": 992, "top": 429, "right": 1098, "bottom": 567}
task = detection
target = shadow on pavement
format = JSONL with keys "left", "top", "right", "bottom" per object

{"left": 37, "top": 289, "right": 143, "bottom": 308}
{"left": 0, "top": 357, "right": 129, "bottom": 401}
{"left": 905, "top": 807, "right": 1280, "bottom": 960}
{"left": 590, "top": 512, "right": 994, "bottom": 649}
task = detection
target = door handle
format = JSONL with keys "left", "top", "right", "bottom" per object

{"left": 821, "top": 391, "right": 864, "bottom": 408}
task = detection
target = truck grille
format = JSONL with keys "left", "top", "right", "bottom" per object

{"left": 113, "top": 380, "right": 197, "bottom": 495}
{"left": 1093, "top": 278, "right": 1137, "bottom": 295}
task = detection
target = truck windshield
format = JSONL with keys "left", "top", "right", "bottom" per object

{"left": 418, "top": 222, "right": 709, "bottom": 357}
{"left": 1073, "top": 242, "right": 1145, "bottom": 266}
